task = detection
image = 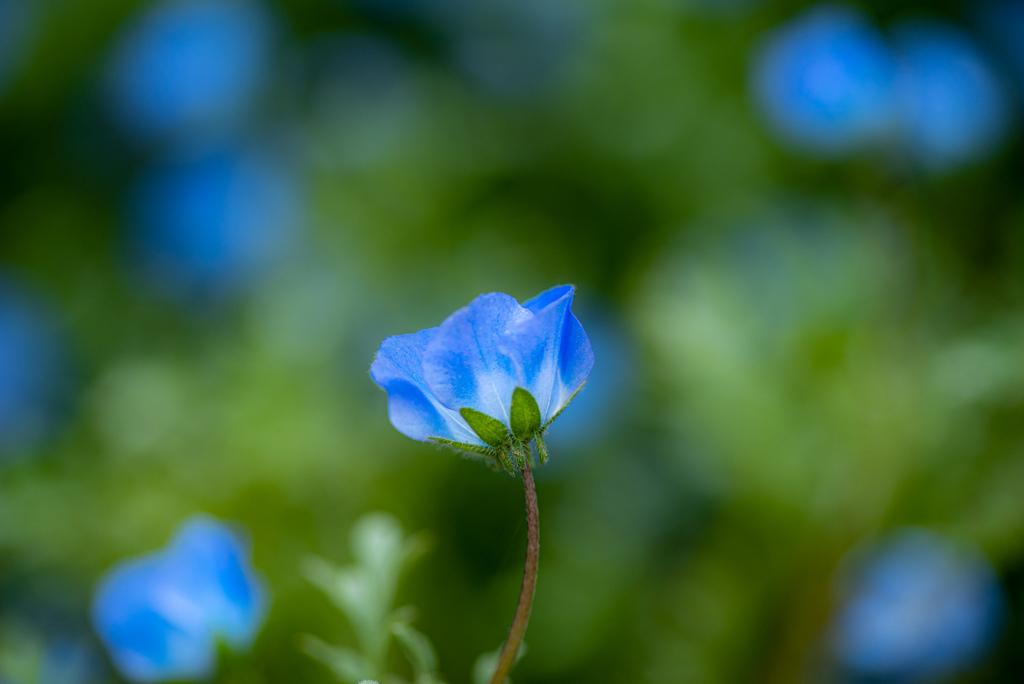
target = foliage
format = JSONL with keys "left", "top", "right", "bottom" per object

{"left": 303, "top": 513, "right": 446, "bottom": 684}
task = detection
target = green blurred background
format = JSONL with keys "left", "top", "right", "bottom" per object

{"left": 2, "top": 0, "right": 1024, "bottom": 681}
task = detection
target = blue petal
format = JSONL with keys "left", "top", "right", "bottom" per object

{"left": 92, "top": 554, "right": 216, "bottom": 683}
{"left": 504, "top": 286, "right": 594, "bottom": 422}
{"left": 521, "top": 284, "right": 572, "bottom": 314}
{"left": 167, "top": 515, "right": 268, "bottom": 650}
{"left": 422, "top": 293, "right": 531, "bottom": 424}
{"left": 0, "top": 279, "right": 69, "bottom": 456}
{"left": 371, "top": 328, "right": 484, "bottom": 443}
{"left": 92, "top": 516, "right": 268, "bottom": 683}
{"left": 832, "top": 529, "right": 1003, "bottom": 679}
{"left": 107, "top": 0, "right": 273, "bottom": 139}
{"left": 892, "top": 20, "right": 1011, "bottom": 172}
{"left": 751, "top": 5, "right": 898, "bottom": 156}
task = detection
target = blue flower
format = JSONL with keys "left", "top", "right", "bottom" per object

{"left": 92, "top": 515, "right": 268, "bottom": 683}
{"left": 126, "top": 146, "right": 301, "bottom": 305}
{"left": 751, "top": 3, "right": 899, "bottom": 156}
{"left": 892, "top": 19, "right": 1011, "bottom": 173}
{"left": 831, "top": 528, "right": 1004, "bottom": 682}
{"left": 370, "top": 286, "right": 593, "bottom": 465}
{"left": 106, "top": 0, "right": 275, "bottom": 141}
{"left": 0, "top": 277, "right": 70, "bottom": 458}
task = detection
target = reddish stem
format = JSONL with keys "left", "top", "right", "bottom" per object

{"left": 489, "top": 463, "right": 539, "bottom": 684}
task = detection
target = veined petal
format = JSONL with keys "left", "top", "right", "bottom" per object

{"left": 522, "top": 285, "right": 572, "bottom": 315}
{"left": 371, "top": 328, "right": 483, "bottom": 444}
{"left": 422, "top": 293, "right": 531, "bottom": 425}
{"left": 504, "top": 285, "right": 594, "bottom": 422}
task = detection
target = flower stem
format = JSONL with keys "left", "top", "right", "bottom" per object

{"left": 489, "top": 462, "right": 539, "bottom": 684}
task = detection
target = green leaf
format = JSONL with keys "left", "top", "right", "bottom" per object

{"left": 459, "top": 408, "right": 511, "bottom": 448}
{"left": 302, "top": 556, "right": 352, "bottom": 613}
{"left": 307, "top": 562, "right": 380, "bottom": 659}
{"left": 351, "top": 513, "right": 420, "bottom": 583}
{"left": 510, "top": 388, "right": 541, "bottom": 441}
{"left": 304, "top": 514, "right": 433, "bottom": 672}
{"left": 302, "top": 635, "right": 377, "bottom": 683}
{"left": 541, "top": 383, "right": 586, "bottom": 431}
{"left": 391, "top": 622, "right": 439, "bottom": 681}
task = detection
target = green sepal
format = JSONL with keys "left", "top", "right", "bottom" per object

{"left": 459, "top": 408, "right": 512, "bottom": 448}
{"left": 496, "top": 450, "right": 516, "bottom": 475}
{"left": 535, "top": 432, "right": 549, "bottom": 466}
{"left": 510, "top": 387, "right": 542, "bottom": 441}
{"left": 541, "top": 383, "right": 585, "bottom": 432}
{"left": 429, "top": 437, "right": 499, "bottom": 459}
{"left": 509, "top": 441, "right": 530, "bottom": 470}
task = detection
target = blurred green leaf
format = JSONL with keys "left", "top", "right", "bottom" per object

{"left": 391, "top": 622, "right": 443, "bottom": 684}
{"left": 302, "top": 636, "right": 376, "bottom": 683}
{"left": 305, "top": 513, "right": 441, "bottom": 684}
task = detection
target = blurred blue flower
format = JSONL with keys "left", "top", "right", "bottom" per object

{"left": 751, "top": 4, "right": 899, "bottom": 156}
{"left": 831, "top": 528, "right": 1003, "bottom": 682}
{"left": 106, "top": 0, "right": 275, "bottom": 141}
{"left": 92, "top": 515, "right": 268, "bottom": 683}
{"left": 0, "top": 279, "right": 69, "bottom": 458}
{"left": 0, "top": 0, "right": 37, "bottom": 99}
{"left": 370, "top": 286, "right": 594, "bottom": 446}
{"left": 127, "top": 146, "right": 301, "bottom": 304}
{"left": 892, "top": 19, "right": 1011, "bottom": 173}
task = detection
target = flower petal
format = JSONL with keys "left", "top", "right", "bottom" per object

{"left": 521, "top": 284, "right": 573, "bottom": 314}
{"left": 422, "top": 293, "right": 531, "bottom": 425}
{"left": 167, "top": 516, "right": 267, "bottom": 650}
{"left": 92, "top": 516, "right": 268, "bottom": 683}
{"left": 371, "top": 328, "right": 483, "bottom": 444}
{"left": 92, "top": 553, "right": 216, "bottom": 683}
{"left": 503, "top": 285, "right": 594, "bottom": 422}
